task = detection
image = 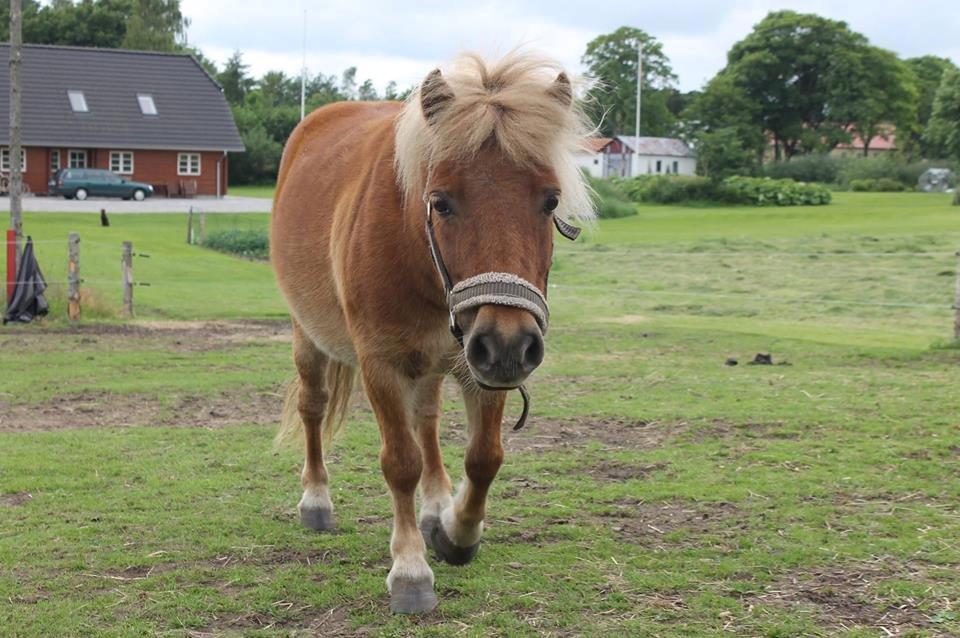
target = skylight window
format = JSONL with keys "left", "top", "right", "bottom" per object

{"left": 67, "top": 90, "right": 88, "bottom": 113}
{"left": 137, "top": 94, "right": 158, "bottom": 116}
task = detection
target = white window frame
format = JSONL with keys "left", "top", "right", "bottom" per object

{"left": 68, "top": 149, "right": 88, "bottom": 169}
{"left": 50, "top": 149, "right": 60, "bottom": 173}
{"left": 67, "top": 90, "right": 89, "bottom": 113}
{"left": 177, "top": 153, "right": 201, "bottom": 176}
{"left": 137, "top": 94, "right": 158, "bottom": 116}
{"left": 1, "top": 147, "right": 27, "bottom": 172}
{"left": 110, "top": 151, "right": 134, "bottom": 175}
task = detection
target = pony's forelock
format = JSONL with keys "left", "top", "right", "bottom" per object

{"left": 395, "top": 51, "right": 596, "bottom": 224}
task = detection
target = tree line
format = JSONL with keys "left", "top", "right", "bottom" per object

{"left": 581, "top": 13, "right": 960, "bottom": 179}
{"left": 6, "top": 3, "right": 960, "bottom": 183}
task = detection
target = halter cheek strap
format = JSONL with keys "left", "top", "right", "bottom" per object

{"left": 424, "top": 200, "right": 581, "bottom": 430}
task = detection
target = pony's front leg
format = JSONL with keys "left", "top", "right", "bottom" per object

{"left": 412, "top": 375, "right": 453, "bottom": 542}
{"left": 362, "top": 363, "right": 437, "bottom": 614}
{"left": 429, "top": 388, "right": 505, "bottom": 565}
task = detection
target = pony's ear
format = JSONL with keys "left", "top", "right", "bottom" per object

{"left": 420, "top": 68, "right": 454, "bottom": 124}
{"left": 547, "top": 72, "right": 573, "bottom": 109}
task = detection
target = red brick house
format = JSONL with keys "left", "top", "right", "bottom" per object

{"left": 0, "top": 43, "right": 243, "bottom": 197}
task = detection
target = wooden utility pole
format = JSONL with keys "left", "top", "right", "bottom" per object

{"left": 8, "top": 0, "right": 23, "bottom": 272}
{"left": 122, "top": 241, "right": 133, "bottom": 317}
{"left": 198, "top": 208, "right": 206, "bottom": 244}
{"left": 186, "top": 206, "right": 194, "bottom": 244}
{"left": 68, "top": 232, "right": 80, "bottom": 321}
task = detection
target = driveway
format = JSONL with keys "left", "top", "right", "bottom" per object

{"left": 0, "top": 195, "right": 271, "bottom": 213}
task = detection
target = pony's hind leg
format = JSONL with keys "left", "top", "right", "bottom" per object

{"left": 412, "top": 376, "right": 453, "bottom": 545}
{"left": 429, "top": 388, "right": 505, "bottom": 565}
{"left": 292, "top": 322, "right": 335, "bottom": 531}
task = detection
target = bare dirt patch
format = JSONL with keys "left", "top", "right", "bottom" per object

{"left": 504, "top": 417, "right": 683, "bottom": 452}
{"left": 595, "top": 498, "right": 741, "bottom": 545}
{"left": 0, "top": 491, "right": 33, "bottom": 506}
{"left": 587, "top": 460, "right": 668, "bottom": 482}
{"left": 0, "top": 388, "right": 284, "bottom": 432}
{"left": 1, "top": 319, "right": 291, "bottom": 354}
{"left": 746, "top": 561, "right": 951, "bottom": 636}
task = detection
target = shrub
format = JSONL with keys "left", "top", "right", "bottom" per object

{"left": 614, "top": 175, "right": 717, "bottom": 204}
{"left": 587, "top": 176, "right": 637, "bottom": 218}
{"left": 849, "top": 178, "right": 908, "bottom": 192}
{"left": 720, "top": 176, "right": 832, "bottom": 206}
{"left": 762, "top": 154, "right": 843, "bottom": 184}
{"left": 837, "top": 156, "right": 953, "bottom": 189}
{"left": 614, "top": 174, "right": 830, "bottom": 206}
{"left": 203, "top": 229, "right": 269, "bottom": 260}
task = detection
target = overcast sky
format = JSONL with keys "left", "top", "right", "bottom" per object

{"left": 181, "top": 1, "right": 960, "bottom": 93}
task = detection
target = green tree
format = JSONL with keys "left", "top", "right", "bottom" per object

{"left": 218, "top": 51, "right": 253, "bottom": 106}
{"left": 581, "top": 26, "right": 678, "bottom": 136}
{"left": 683, "top": 72, "right": 766, "bottom": 176}
{"left": 904, "top": 56, "right": 959, "bottom": 157}
{"left": 1, "top": 0, "right": 187, "bottom": 51}
{"left": 357, "top": 79, "right": 378, "bottom": 101}
{"left": 924, "top": 66, "right": 960, "bottom": 160}
{"left": 120, "top": 0, "right": 188, "bottom": 51}
{"left": 230, "top": 123, "right": 282, "bottom": 185}
{"left": 725, "top": 11, "right": 868, "bottom": 159}
{"left": 694, "top": 128, "right": 758, "bottom": 180}
{"left": 831, "top": 46, "right": 917, "bottom": 156}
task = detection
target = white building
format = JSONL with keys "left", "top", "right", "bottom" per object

{"left": 574, "top": 136, "right": 697, "bottom": 179}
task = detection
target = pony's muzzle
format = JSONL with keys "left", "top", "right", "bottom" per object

{"left": 464, "top": 306, "right": 544, "bottom": 388}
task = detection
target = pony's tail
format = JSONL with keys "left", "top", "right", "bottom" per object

{"left": 274, "top": 361, "right": 357, "bottom": 449}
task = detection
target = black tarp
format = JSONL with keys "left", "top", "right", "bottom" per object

{"left": 3, "top": 237, "right": 48, "bottom": 324}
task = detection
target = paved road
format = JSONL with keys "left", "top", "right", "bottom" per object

{"left": 0, "top": 195, "right": 271, "bottom": 213}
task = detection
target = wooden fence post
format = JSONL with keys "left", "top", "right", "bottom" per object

{"left": 122, "top": 241, "right": 133, "bottom": 317}
{"left": 68, "top": 232, "right": 80, "bottom": 322}
{"left": 954, "top": 250, "right": 960, "bottom": 341}
{"left": 198, "top": 208, "right": 206, "bottom": 244}
{"left": 186, "top": 207, "right": 194, "bottom": 244}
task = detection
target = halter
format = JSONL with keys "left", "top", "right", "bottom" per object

{"left": 424, "top": 199, "right": 581, "bottom": 430}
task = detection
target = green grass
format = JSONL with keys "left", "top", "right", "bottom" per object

{"left": 230, "top": 184, "right": 277, "bottom": 199}
{"left": 20, "top": 212, "right": 283, "bottom": 320}
{"left": 3, "top": 192, "right": 960, "bottom": 636}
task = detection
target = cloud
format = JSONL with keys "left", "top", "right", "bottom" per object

{"left": 181, "top": 0, "right": 960, "bottom": 93}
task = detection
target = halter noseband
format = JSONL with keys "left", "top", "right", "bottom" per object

{"left": 424, "top": 199, "right": 581, "bottom": 430}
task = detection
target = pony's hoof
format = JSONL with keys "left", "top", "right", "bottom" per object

{"left": 389, "top": 577, "right": 438, "bottom": 614}
{"left": 420, "top": 515, "right": 440, "bottom": 550}
{"left": 300, "top": 506, "right": 336, "bottom": 532}
{"left": 429, "top": 519, "right": 480, "bottom": 566}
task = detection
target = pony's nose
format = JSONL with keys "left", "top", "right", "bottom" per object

{"left": 466, "top": 326, "right": 544, "bottom": 388}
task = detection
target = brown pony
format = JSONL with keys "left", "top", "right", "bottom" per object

{"left": 270, "top": 51, "right": 594, "bottom": 613}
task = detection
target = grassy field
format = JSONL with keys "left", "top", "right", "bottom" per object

{"left": 230, "top": 184, "right": 277, "bottom": 199}
{"left": 2, "top": 192, "right": 959, "bottom": 636}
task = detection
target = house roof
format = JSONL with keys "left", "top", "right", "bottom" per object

{"left": 836, "top": 131, "right": 897, "bottom": 151}
{"left": 581, "top": 137, "right": 614, "bottom": 153}
{"left": 0, "top": 43, "right": 244, "bottom": 152}
{"left": 617, "top": 136, "right": 695, "bottom": 158}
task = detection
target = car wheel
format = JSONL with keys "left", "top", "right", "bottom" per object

{"left": 133, "top": 189, "right": 146, "bottom": 201}
{"left": 75, "top": 188, "right": 88, "bottom": 201}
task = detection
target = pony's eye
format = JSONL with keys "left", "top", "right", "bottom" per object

{"left": 543, "top": 194, "right": 559, "bottom": 214}
{"left": 431, "top": 193, "right": 453, "bottom": 217}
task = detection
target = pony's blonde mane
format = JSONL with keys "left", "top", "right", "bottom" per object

{"left": 395, "top": 51, "right": 595, "bottom": 224}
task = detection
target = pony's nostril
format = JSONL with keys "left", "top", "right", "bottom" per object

{"left": 520, "top": 333, "right": 544, "bottom": 372}
{"left": 467, "top": 333, "right": 497, "bottom": 372}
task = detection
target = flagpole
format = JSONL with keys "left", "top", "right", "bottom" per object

{"left": 300, "top": 8, "right": 306, "bottom": 121}
{"left": 633, "top": 40, "right": 642, "bottom": 177}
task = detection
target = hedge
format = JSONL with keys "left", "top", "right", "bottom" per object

{"left": 587, "top": 175, "right": 637, "bottom": 218}
{"left": 849, "top": 178, "right": 908, "bottom": 192}
{"left": 203, "top": 229, "right": 270, "bottom": 260}
{"left": 613, "top": 175, "right": 831, "bottom": 206}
